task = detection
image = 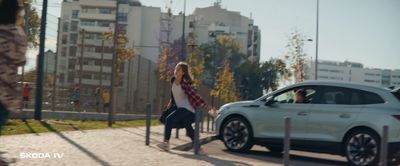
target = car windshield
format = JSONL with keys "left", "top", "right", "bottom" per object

{"left": 391, "top": 88, "right": 400, "bottom": 101}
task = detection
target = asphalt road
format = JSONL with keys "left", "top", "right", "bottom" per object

{"left": 202, "top": 140, "right": 350, "bottom": 166}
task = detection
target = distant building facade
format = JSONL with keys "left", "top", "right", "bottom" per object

{"left": 306, "top": 60, "right": 400, "bottom": 88}
{"left": 166, "top": 2, "right": 261, "bottom": 62}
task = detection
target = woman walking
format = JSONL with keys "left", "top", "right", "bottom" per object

{"left": 158, "top": 62, "right": 214, "bottom": 152}
{"left": 0, "top": 0, "right": 27, "bottom": 164}
{"left": 0, "top": 0, "right": 27, "bottom": 135}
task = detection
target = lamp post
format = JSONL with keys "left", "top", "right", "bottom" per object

{"left": 314, "top": 0, "right": 320, "bottom": 80}
{"left": 180, "top": 0, "right": 187, "bottom": 61}
{"left": 209, "top": 31, "right": 218, "bottom": 107}
{"left": 34, "top": 0, "right": 48, "bottom": 120}
{"left": 109, "top": 0, "right": 121, "bottom": 127}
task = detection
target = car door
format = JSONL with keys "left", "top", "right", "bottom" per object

{"left": 254, "top": 86, "right": 317, "bottom": 140}
{"left": 306, "top": 86, "right": 363, "bottom": 142}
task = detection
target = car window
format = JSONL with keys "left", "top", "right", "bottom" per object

{"left": 273, "top": 87, "right": 317, "bottom": 104}
{"left": 317, "top": 86, "right": 363, "bottom": 105}
{"left": 363, "top": 91, "right": 385, "bottom": 104}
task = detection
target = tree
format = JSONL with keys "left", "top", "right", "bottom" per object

{"left": 260, "top": 59, "right": 285, "bottom": 93}
{"left": 23, "top": 69, "right": 53, "bottom": 86}
{"left": 23, "top": 0, "right": 40, "bottom": 48}
{"left": 103, "top": 29, "right": 136, "bottom": 86}
{"left": 283, "top": 30, "right": 308, "bottom": 83}
{"left": 158, "top": 45, "right": 178, "bottom": 82}
{"left": 211, "top": 63, "right": 239, "bottom": 103}
{"left": 186, "top": 46, "right": 204, "bottom": 89}
{"left": 235, "top": 61, "right": 261, "bottom": 100}
{"left": 235, "top": 59, "right": 284, "bottom": 100}
{"left": 201, "top": 35, "right": 245, "bottom": 87}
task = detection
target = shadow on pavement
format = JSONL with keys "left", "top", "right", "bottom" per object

{"left": 39, "top": 121, "right": 111, "bottom": 166}
{"left": 224, "top": 149, "right": 349, "bottom": 166}
{"left": 0, "top": 151, "right": 16, "bottom": 166}
{"left": 22, "top": 120, "right": 39, "bottom": 136}
{"left": 117, "top": 128, "right": 165, "bottom": 145}
{"left": 170, "top": 151, "right": 253, "bottom": 166}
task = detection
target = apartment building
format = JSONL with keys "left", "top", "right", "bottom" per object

{"left": 165, "top": 2, "right": 261, "bottom": 62}
{"left": 57, "top": 0, "right": 160, "bottom": 112}
{"left": 307, "top": 60, "right": 400, "bottom": 87}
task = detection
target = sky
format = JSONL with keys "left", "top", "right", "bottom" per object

{"left": 28, "top": 0, "right": 400, "bottom": 71}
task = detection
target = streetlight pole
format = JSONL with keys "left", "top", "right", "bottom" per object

{"left": 109, "top": 0, "right": 121, "bottom": 126}
{"left": 180, "top": 0, "right": 186, "bottom": 61}
{"left": 34, "top": 0, "right": 48, "bottom": 120}
{"left": 314, "top": 0, "right": 319, "bottom": 80}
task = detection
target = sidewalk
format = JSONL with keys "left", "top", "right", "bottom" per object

{"left": 0, "top": 125, "right": 258, "bottom": 166}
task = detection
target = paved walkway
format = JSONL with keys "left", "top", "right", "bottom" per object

{"left": 0, "top": 125, "right": 264, "bottom": 166}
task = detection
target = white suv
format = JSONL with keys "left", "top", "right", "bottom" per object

{"left": 215, "top": 81, "right": 400, "bottom": 166}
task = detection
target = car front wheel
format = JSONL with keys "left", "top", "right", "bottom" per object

{"left": 344, "top": 129, "right": 380, "bottom": 166}
{"left": 221, "top": 117, "right": 253, "bottom": 152}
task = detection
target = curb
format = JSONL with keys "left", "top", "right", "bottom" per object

{"left": 172, "top": 135, "right": 218, "bottom": 151}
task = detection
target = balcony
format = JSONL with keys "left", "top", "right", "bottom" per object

{"left": 81, "top": 52, "right": 113, "bottom": 60}
{"left": 79, "top": 26, "right": 110, "bottom": 33}
{"left": 74, "top": 65, "right": 112, "bottom": 73}
{"left": 80, "top": 0, "right": 116, "bottom": 8}
{"left": 79, "top": 13, "right": 115, "bottom": 21}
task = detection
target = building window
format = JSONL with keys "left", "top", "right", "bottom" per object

{"left": 69, "top": 46, "right": 77, "bottom": 57}
{"left": 82, "top": 7, "right": 96, "bottom": 14}
{"left": 82, "top": 73, "right": 92, "bottom": 79}
{"left": 365, "top": 73, "right": 375, "bottom": 76}
{"left": 364, "top": 79, "right": 376, "bottom": 83}
{"left": 62, "top": 22, "right": 69, "bottom": 32}
{"left": 83, "top": 59, "right": 89, "bottom": 65}
{"left": 60, "top": 47, "right": 67, "bottom": 57}
{"left": 118, "top": 12, "right": 128, "bottom": 22}
{"left": 103, "top": 60, "right": 112, "bottom": 66}
{"left": 60, "top": 60, "right": 66, "bottom": 70}
{"left": 93, "top": 73, "right": 101, "bottom": 80}
{"left": 94, "top": 59, "right": 101, "bottom": 66}
{"left": 59, "top": 73, "right": 65, "bottom": 83}
{"left": 62, "top": 35, "right": 68, "bottom": 44}
{"left": 99, "top": 8, "right": 112, "bottom": 14}
{"left": 84, "top": 46, "right": 95, "bottom": 52}
{"left": 67, "top": 72, "right": 75, "bottom": 83}
{"left": 72, "top": 10, "right": 79, "bottom": 19}
{"left": 70, "top": 21, "right": 78, "bottom": 32}
{"left": 80, "top": 20, "right": 95, "bottom": 26}
{"left": 68, "top": 59, "right": 76, "bottom": 69}
{"left": 70, "top": 34, "right": 78, "bottom": 44}
{"left": 97, "top": 21, "right": 111, "bottom": 27}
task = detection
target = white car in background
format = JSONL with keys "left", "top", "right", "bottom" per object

{"left": 215, "top": 81, "right": 400, "bottom": 166}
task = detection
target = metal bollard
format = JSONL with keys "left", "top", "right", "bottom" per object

{"left": 207, "top": 113, "right": 210, "bottom": 132}
{"left": 211, "top": 117, "right": 215, "bottom": 131}
{"left": 145, "top": 103, "right": 151, "bottom": 146}
{"left": 200, "top": 110, "right": 204, "bottom": 133}
{"left": 194, "top": 109, "right": 201, "bottom": 155}
{"left": 380, "top": 125, "right": 388, "bottom": 166}
{"left": 283, "top": 117, "right": 291, "bottom": 166}
{"left": 175, "top": 129, "right": 179, "bottom": 139}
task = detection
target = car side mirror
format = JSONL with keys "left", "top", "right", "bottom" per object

{"left": 264, "top": 96, "right": 274, "bottom": 106}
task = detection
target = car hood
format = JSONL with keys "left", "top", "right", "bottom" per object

{"left": 222, "top": 100, "right": 255, "bottom": 108}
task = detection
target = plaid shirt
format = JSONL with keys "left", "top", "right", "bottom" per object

{"left": 0, "top": 25, "right": 27, "bottom": 112}
{"left": 180, "top": 79, "right": 208, "bottom": 110}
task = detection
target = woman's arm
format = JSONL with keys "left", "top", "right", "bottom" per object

{"left": 180, "top": 81, "right": 208, "bottom": 109}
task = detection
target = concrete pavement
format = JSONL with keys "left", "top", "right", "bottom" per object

{"left": 0, "top": 124, "right": 264, "bottom": 166}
